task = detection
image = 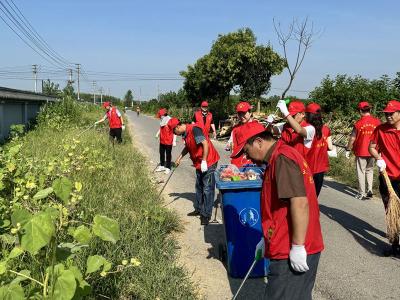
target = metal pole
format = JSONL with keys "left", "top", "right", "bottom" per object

{"left": 32, "top": 64, "right": 37, "bottom": 92}
{"left": 92, "top": 81, "right": 96, "bottom": 104}
{"left": 76, "top": 64, "right": 81, "bottom": 100}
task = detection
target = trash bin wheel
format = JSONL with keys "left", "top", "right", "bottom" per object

{"left": 218, "top": 243, "right": 227, "bottom": 263}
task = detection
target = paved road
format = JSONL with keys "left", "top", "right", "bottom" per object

{"left": 127, "top": 112, "right": 400, "bottom": 300}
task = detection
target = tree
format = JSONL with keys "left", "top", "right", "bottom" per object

{"left": 124, "top": 90, "right": 133, "bottom": 107}
{"left": 309, "top": 74, "right": 400, "bottom": 117}
{"left": 62, "top": 82, "right": 75, "bottom": 99}
{"left": 180, "top": 28, "right": 285, "bottom": 109}
{"left": 42, "top": 79, "right": 60, "bottom": 97}
{"left": 273, "top": 18, "right": 319, "bottom": 99}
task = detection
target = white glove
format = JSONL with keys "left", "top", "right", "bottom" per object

{"left": 328, "top": 148, "right": 337, "bottom": 158}
{"left": 94, "top": 121, "right": 99, "bottom": 125}
{"left": 345, "top": 150, "right": 350, "bottom": 159}
{"left": 122, "top": 125, "right": 125, "bottom": 130}
{"left": 200, "top": 160, "right": 208, "bottom": 172}
{"left": 254, "top": 238, "right": 265, "bottom": 261}
{"left": 289, "top": 245, "right": 309, "bottom": 272}
{"left": 266, "top": 114, "right": 275, "bottom": 123}
{"left": 276, "top": 100, "right": 289, "bottom": 117}
{"left": 376, "top": 159, "right": 386, "bottom": 172}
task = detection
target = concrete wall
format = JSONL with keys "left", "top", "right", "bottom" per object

{"left": 0, "top": 100, "right": 44, "bottom": 142}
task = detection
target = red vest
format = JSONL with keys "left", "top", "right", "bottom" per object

{"left": 370, "top": 123, "right": 400, "bottom": 180}
{"left": 107, "top": 107, "right": 122, "bottom": 129}
{"left": 230, "top": 121, "right": 256, "bottom": 167}
{"left": 184, "top": 124, "right": 220, "bottom": 170}
{"left": 307, "top": 125, "right": 331, "bottom": 174}
{"left": 160, "top": 120, "right": 174, "bottom": 145}
{"left": 194, "top": 110, "right": 213, "bottom": 136}
{"left": 353, "top": 115, "right": 381, "bottom": 157}
{"left": 280, "top": 121, "right": 312, "bottom": 158}
{"left": 261, "top": 140, "right": 324, "bottom": 259}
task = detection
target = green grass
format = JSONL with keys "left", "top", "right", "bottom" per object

{"left": 2, "top": 103, "right": 198, "bottom": 299}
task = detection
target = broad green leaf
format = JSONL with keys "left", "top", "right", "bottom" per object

{"left": 33, "top": 187, "right": 53, "bottom": 200}
{"left": 73, "top": 225, "right": 92, "bottom": 244}
{"left": 53, "top": 269, "right": 76, "bottom": 300}
{"left": 52, "top": 177, "right": 73, "bottom": 203}
{"left": 0, "top": 219, "right": 10, "bottom": 229}
{"left": 86, "top": 255, "right": 106, "bottom": 274}
{"left": 74, "top": 182, "right": 82, "bottom": 192}
{"left": 45, "top": 207, "right": 60, "bottom": 221}
{"left": 20, "top": 212, "right": 55, "bottom": 254}
{"left": 0, "top": 283, "right": 24, "bottom": 300}
{"left": 10, "top": 270, "right": 30, "bottom": 285}
{"left": 8, "top": 247, "right": 23, "bottom": 259}
{"left": 92, "top": 215, "right": 120, "bottom": 244}
{"left": 0, "top": 261, "right": 7, "bottom": 275}
{"left": 11, "top": 209, "right": 31, "bottom": 227}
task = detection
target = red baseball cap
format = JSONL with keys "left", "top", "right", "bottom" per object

{"left": 201, "top": 101, "right": 208, "bottom": 107}
{"left": 236, "top": 101, "right": 252, "bottom": 113}
{"left": 102, "top": 101, "right": 110, "bottom": 108}
{"left": 288, "top": 101, "right": 305, "bottom": 115}
{"left": 383, "top": 100, "right": 400, "bottom": 113}
{"left": 306, "top": 103, "right": 321, "bottom": 114}
{"left": 157, "top": 108, "right": 167, "bottom": 118}
{"left": 358, "top": 101, "right": 371, "bottom": 109}
{"left": 230, "top": 122, "right": 266, "bottom": 158}
{"left": 168, "top": 117, "right": 180, "bottom": 131}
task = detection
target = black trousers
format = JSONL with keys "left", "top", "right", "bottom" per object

{"left": 313, "top": 172, "right": 325, "bottom": 197}
{"left": 265, "top": 253, "right": 321, "bottom": 300}
{"left": 378, "top": 174, "right": 400, "bottom": 247}
{"left": 159, "top": 144, "right": 172, "bottom": 169}
{"left": 109, "top": 128, "right": 122, "bottom": 143}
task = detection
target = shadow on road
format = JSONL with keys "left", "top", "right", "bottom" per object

{"left": 167, "top": 192, "right": 196, "bottom": 205}
{"left": 323, "top": 180, "right": 358, "bottom": 198}
{"left": 319, "top": 204, "right": 388, "bottom": 256}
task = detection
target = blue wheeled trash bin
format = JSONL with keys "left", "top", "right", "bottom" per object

{"left": 215, "top": 165, "right": 269, "bottom": 278}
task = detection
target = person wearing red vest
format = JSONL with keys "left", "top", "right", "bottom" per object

{"left": 231, "top": 121, "right": 323, "bottom": 300}
{"left": 226, "top": 101, "right": 256, "bottom": 167}
{"left": 305, "top": 103, "right": 333, "bottom": 196}
{"left": 369, "top": 100, "right": 400, "bottom": 256}
{"left": 155, "top": 108, "right": 176, "bottom": 175}
{"left": 346, "top": 101, "right": 381, "bottom": 200}
{"left": 193, "top": 101, "right": 217, "bottom": 139}
{"left": 277, "top": 100, "right": 316, "bottom": 159}
{"left": 170, "top": 118, "right": 220, "bottom": 225}
{"left": 95, "top": 101, "right": 124, "bottom": 143}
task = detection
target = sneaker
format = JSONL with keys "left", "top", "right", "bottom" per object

{"left": 164, "top": 168, "right": 171, "bottom": 175}
{"left": 155, "top": 166, "right": 165, "bottom": 172}
{"left": 187, "top": 210, "right": 200, "bottom": 217}
{"left": 355, "top": 193, "right": 367, "bottom": 200}
{"left": 200, "top": 215, "right": 210, "bottom": 226}
{"left": 366, "top": 191, "right": 373, "bottom": 199}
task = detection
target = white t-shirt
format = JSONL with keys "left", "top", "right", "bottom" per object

{"left": 303, "top": 125, "right": 315, "bottom": 148}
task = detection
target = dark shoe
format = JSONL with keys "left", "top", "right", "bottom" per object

{"left": 366, "top": 191, "right": 373, "bottom": 199}
{"left": 200, "top": 215, "right": 210, "bottom": 226}
{"left": 383, "top": 245, "right": 400, "bottom": 257}
{"left": 187, "top": 210, "right": 200, "bottom": 217}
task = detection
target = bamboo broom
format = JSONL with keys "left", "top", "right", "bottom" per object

{"left": 382, "top": 170, "right": 400, "bottom": 243}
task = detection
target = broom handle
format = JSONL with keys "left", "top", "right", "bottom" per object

{"left": 382, "top": 170, "right": 396, "bottom": 195}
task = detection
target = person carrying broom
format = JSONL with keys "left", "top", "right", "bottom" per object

{"left": 369, "top": 100, "right": 400, "bottom": 256}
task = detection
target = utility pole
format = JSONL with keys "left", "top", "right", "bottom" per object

{"left": 68, "top": 69, "right": 73, "bottom": 84}
{"left": 32, "top": 64, "right": 38, "bottom": 92}
{"left": 92, "top": 81, "right": 96, "bottom": 104}
{"left": 75, "top": 64, "right": 81, "bottom": 100}
{"left": 157, "top": 84, "right": 160, "bottom": 102}
{"left": 99, "top": 87, "right": 103, "bottom": 104}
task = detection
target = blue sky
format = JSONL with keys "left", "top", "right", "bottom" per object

{"left": 0, "top": 0, "right": 399, "bottom": 99}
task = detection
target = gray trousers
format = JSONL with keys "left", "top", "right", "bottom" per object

{"left": 264, "top": 253, "right": 321, "bottom": 300}
{"left": 356, "top": 156, "right": 375, "bottom": 196}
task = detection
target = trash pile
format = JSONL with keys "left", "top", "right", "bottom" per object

{"left": 219, "top": 165, "right": 260, "bottom": 181}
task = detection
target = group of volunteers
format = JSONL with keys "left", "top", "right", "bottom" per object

{"left": 96, "top": 97, "right": 400, "bottom": 299}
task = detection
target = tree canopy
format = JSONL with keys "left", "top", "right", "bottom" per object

{"left": 180, "top": 28, "right": 286, "bottom": 106}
